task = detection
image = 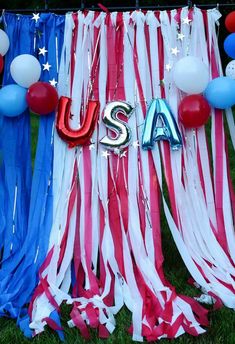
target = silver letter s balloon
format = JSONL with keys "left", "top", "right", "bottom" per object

{"left": 100, "top": 101, "right": 133, "bottom": 150}
{"left": 142, "top": 98, "right": 182, "bottom": 150}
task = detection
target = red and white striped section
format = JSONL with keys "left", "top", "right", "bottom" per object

{"left": 29, "top": 7, "right": 235, "bottom": 341}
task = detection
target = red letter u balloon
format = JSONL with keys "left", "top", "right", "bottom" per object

{"left": 56, "top": 96, "right": 100, "bottom": 148}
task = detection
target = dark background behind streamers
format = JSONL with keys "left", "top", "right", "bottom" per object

{"left": 0, "top": 0, "right": 234, "bottom": 10}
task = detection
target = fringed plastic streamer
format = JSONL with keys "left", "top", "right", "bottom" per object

{"left": 155, "top": 7, "right": 235, "bottom": 308}
{"left": 29, "top": 6, "right": 235, "bottom": 342}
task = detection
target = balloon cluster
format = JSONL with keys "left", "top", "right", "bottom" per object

{"left": 223, "top": 12, "right": 235, "bottom": 84}
{"left": 203, "top": 11, "right": 235, "bottom": 111}
{"left": 0, "top": 30, "right": 58, "bottom": 118}
{"left": 174, "top": 10, "right": 235, "bottom": 131}
{"left": 173, "top": 56, "right": 211, "bottom": 128}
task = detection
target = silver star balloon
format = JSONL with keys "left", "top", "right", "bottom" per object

{"left": 101, "top": 150, "right": 111, "bottom": 159}
{"left": 49, "top": 78, "right": 57, "bottom": 87}
{"left": 177, "top": 33, "right": 185, "bottom": 41}
{"left": 42, "top": 62, "right": 52, "bottom": 71}
{"left": 182, "top": 17, "right": 192, "bottom": 25}
{"left": 132, "top": 140, "right": 140, "bottom": 148}
{"left": 32, "top": 13, "right": 40, "bottom": 23}
{"left": 39, "top": 47, "right": 48, "bottom": 56}
{"left": 171, "top": 47, "right": 180, "bottom": 56}
{"left": 165, "top": 63, "right": 172, "bottom": 71}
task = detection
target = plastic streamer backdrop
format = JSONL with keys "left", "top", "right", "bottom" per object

{"left": 0, "top": 12, "right": 65, "bottom": 336}
{"left": 1, "top": 6, "right": 235, "bottom": 342}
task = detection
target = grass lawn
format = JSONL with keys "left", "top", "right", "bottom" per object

{"left": 0, "top": 115, "right": 234, "bottom": 343}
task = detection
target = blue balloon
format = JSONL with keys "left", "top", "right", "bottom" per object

{"left": 224, "top": 33, "right": 235, "bottom": 59}
{"left": 204, "top": 77, "right": 235, "bottom": 109}
{"left": 0, "top": 84, "right": 28, "bottom": 117}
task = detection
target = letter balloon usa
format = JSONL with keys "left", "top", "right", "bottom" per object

{"left": 142, "top": 98, "right": 182, "bottom": 150}
{"left": 56, "top": 96, "right": 100, "bottom": 147}
{"left": 100, "top": 101, "right": 133, "bottom": 150}
{"left": 56, "top": 98, "right": 181, "bottom": 152}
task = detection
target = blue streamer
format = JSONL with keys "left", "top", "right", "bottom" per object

{"left": 0, "top": 12, "right": 65, "bottom": 337}
{"left": 0, "top": 13, "right": 33, "bottom": 264}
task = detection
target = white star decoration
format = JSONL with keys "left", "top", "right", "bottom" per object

{"left": 32, "top": 13, "right": 40, "bottom": 23}
{"left": 49, "top": 78, "right": 57, "bottom": 87}
{"left": 42, "top": 62, "right": 52, "bottom": 71}
{"left": 171, "top": 47, "right": 180, "bottom": 56}
{"left": 165, "top": 63, "right": 172, "bottom": 72}
{"left": 89, "top": 143, "right": 95, "bottom": 150}
{"left": 120, "top": 151, "right": 127, "bottom": 158}
{"left": 132, "top": 140, "right": 140, "bottom": 148}
{"left": 113, "top": 148, "right": 127, "bottom": 158}
{"left": 177, "top": 33, "right": 185, "bottom": 41}
{"left": 182, "top": 17, "right": 192, "bottom": 25}
{"left": 39, "top": 47, "right": 48, "bottom": 56}
{"left": 102, "top": 150, "right": 110, "bottom": 159}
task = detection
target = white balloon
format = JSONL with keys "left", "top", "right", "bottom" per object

{"left": 225, "top": 60, "right": 235, "bottom": 79}
{"left": 173, "top": 56, "right": 209, "bottom": 94}
{"left": 0, "top": 29, "right": 10, "bottom": 56}
{"left": 10, "top": 54, "right": 41, "bottom": 88}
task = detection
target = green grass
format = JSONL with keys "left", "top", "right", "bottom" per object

{"left": 0, "top": 115, "right": 235, "bottom": 343}
{"left": 30, "top": 114, "right": 40, "bottom": 168}
{"left": 1, "top": 305, "right": 235, "bottom": 344}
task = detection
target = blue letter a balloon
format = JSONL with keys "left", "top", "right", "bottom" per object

{"left": 142, "top": 98, "right": 182, "bottom": 150}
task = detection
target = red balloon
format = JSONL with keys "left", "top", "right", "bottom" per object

{"left": 225, "top": 11, "right": 235, "bottom": 33}
{"left": 178, "top": 95, "right": 211, "bottom": 128}
{"left": 26, "top": 82, "right": 59, "bottom": 115}
{"left": 56, "top": 96, "right": 100, "bottom": 148}
{"left": 0, "top": 55, "right": 4, "bottom": 74}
